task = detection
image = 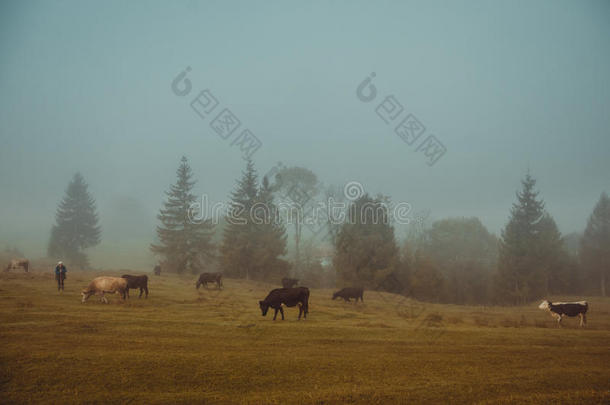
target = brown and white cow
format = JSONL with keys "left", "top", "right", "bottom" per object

{"left": 81, "top": 277, "right": 128, "bottom": 303}
{"left": 538, "top": 300, "right": 588, "bottom": 327}
{"left": 5, "top": 258, "right": 29, "bottom": 272}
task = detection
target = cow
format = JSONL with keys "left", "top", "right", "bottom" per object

{"left": 121, "top": 274, "right": 149, "bottom": 299}
{"left": 5, "top": 258, "right": 29, "bottom": 273}
{"left": 332, "top": 287, "right": 364, "bottom": 303}
{"left": 81, "top": 277, "right": 127, "bottom": 303}
{"left": 153, "top": 264, "right": 161, "bottom": 276}
{"left": 196, "top": 272, "right": 223, "bottom": 290}
{"left": 259, "top": 287, "right": 310, "bottom": 320}
{"left": 281, "top": 277, "right": 299, "bottom": 288}
{"left": 538, "top": 300, "right": 588, "bottom": 327}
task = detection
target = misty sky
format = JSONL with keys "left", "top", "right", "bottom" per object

{"left": 1, "top": 0, "right": 609, "bottom": 269}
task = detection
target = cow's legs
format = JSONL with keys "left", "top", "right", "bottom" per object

{"left": 580, "top": 313, "right": 586, "bottom": 327}
{"left": 298, "top": 304, "right": 303, "bottom": 320}
{"left": 273, "top": 308, "right": 279, "bottom": 320}
{"left": 144, "top": 286, "right": 148, "bottom": 298}
{"left": 279, "top": 307, "right": 285, "bottom": 320}
{"left": 101, "top": 293, "right": 108, "bottom": 304}
{"left": 556, "top": 314, "right": 562, "bottom": 327}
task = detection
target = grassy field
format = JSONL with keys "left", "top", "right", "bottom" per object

{"left": 1, "top": 270, "right": 609, "bottom": 404}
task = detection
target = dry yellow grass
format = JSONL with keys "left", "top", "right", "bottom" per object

{"left": 1, "top": 270, "right": 609, "bottom": 404}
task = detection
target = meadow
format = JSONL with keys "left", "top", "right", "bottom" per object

{"left": 1, "top": 270, "right": 609, "bottom": 404}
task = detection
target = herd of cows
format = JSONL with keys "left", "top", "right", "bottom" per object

{"left": 3, "top": 259, "right": 591, "bottom": 326}
{"left": 80, "top": 272, "right": 366, "bottom": 320}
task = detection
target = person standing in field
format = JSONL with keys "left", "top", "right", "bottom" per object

{"left": 55, "top": 261, "right": 67, "bottom": 292}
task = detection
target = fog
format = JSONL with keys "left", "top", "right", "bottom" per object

{"left": 1, "top": 0, "right": 609, "bottom": 269}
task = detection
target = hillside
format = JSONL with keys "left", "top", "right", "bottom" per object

{"left": 1, "top": 270, "right": 609, "bottom": 404}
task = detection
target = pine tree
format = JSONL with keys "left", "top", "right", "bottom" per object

{"left": 535, "top": 213, "right": 567, "bottom": 295}
{"left": 580, "top": 192, "right": 610, "bottom": 296}
{"left": 48, "top": 173, "right": 101, "bottom": 269}
{"left": 333, "top": 194, "right": 398, "bottom": 288}
{"left": 253, "top": 175, "right": 290, "bottom": 280}
{"left": 220, "top": 160, "right": 259, "bottom": 279}
{"left": 220, "top": 160, "right": 289, "bottom": 281}
{"left": 151, "top": 156, "right": 215, "bottom": 274}
{"left": 496, "top": 173, "right": 546, "bottom": 304}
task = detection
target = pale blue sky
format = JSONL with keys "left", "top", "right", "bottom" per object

{"left": 1, "top": 0, "right": 609, "bottom": 268}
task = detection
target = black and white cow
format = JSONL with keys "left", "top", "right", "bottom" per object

{"left": 538, "top": 300, "right": 588, "bottom": 327}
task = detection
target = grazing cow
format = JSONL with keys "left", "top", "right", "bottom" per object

{"left": 5, "top": 258, "right": 29, "bottom": 273}
{"left": 281, "top": 277, "right": 299, "bottom": 288}
{"left": 196, "top": 272, "right": 223, "bottom": 290}
{"left": 121, "top": 274, "right": 149, "bottom": 298}
{"left": 332, "top": 287, "right": 364, "bottom": 303}
{"left": 538, "top": 300, "right": 588, "bottom": 327}
{"left": 81, "top": 277, "right": 127, "bottom": 303}
{"left": 153, "top": 264, "right": 161, "bottom": 276}
{"left": 259, "top": 287, "right": 310, "bottom": 320}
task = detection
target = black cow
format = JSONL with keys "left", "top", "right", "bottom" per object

{"left": 121, "top": 274, "right": 149, "bottom": 299}
{"left": 332, "top": 287, "right": 364, "bottom": 303}
{"left": 259, "top": 287, "right": 310, "bottom": 320}
{"left": 196, "top": 272, "right": 223, "bottom": 290}
{"left": 153, "top": 264, "right": 161, "bottom": 276}
{"left": 539, "top": 300, "right": 588, "bottom": 327}
{"left": 281, "top": 277, "right": 299, "bottom": 288}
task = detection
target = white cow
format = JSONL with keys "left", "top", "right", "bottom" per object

{"left": 81, "top": 277, "right": 128, "bottom": 303}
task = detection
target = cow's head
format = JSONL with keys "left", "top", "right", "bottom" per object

{"left": 259, "top": 300, "right": 269, "bottom": 316}
{"left": 332, "top": 291, "right": 339, "bottom": 300}
{"left": 81, "top": 289, "right": 92, "bottom": 303}
{"left": 538, "top": 300, "right": 550, "bottom": 310}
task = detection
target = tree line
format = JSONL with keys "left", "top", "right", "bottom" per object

{"left": 46, "top": 157, "right": 609, "bottom": 304}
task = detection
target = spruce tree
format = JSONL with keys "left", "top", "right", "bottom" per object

{"left": 220, "top": 161, "right": 289, "bottom": 281}
{"left": 496, "top": 173, "right": 546, "bottom": 304}
{"left": 151, "top": 156, "right": 215, "bottom": 274}
{"left": 253, "top": 175, "right": 290, "bottom": 280}
{"left": 220, "top": 160, "right": 259, "bottom": 279}
{"left": 580, "top": 192, "right": 610, "bottom": 296}
{"left": 48, "top": 173, "right": 101, "bottom": 269}
{"left": 333, "top": 194, "right": 398, "bottom": 288}
{"left": 535, "top": 213, "right": 567, "bottom": 295}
